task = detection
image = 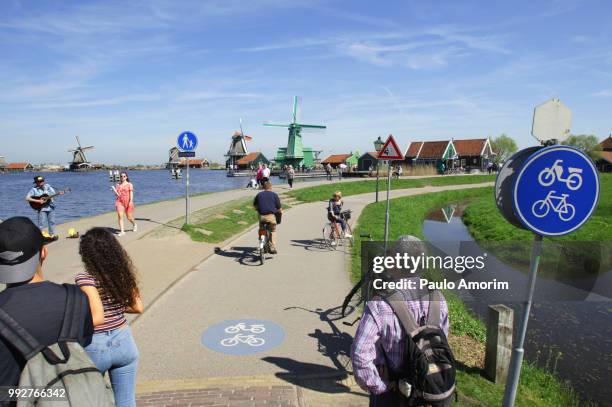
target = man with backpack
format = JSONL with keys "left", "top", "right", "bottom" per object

{"left": 351, "top": 236, "right": 455, "bottom": 406}
{"left": 0, "top": 217, "right": 114, "bottom": 405}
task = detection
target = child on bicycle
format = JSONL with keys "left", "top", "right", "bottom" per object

{"left": 328, "top": 191, "right": 352, "bottom": 238}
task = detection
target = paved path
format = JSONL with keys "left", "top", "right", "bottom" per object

{"left": 132, "top": 182, "right": 493, "bottom": 406}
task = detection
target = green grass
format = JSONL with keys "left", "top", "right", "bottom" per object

{"left": 462, "top": 173, "right": 611, "bottom": 278}
{"left": 288, "top": 174, "right": 495, "bottom": 203}
{"left": 350, "top": 187, "right": 585, "bottom": 406}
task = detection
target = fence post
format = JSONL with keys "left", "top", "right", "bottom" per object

{"left": 485, "top": 304, "right": 514, "bottom": 384}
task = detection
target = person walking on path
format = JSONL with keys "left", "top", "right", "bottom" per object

{"left": 287, "top": 165, "right": 295, "bottom": 189}
{"left": 253, "top": 181, "right": 282, "bottom": 254}
{"left": 256, "top": 164, "right": 264, "bottom": 188}
{"left": 351, "top": 236, "right": 450, "bottom": 407}
{"left": 112, "top": 171, "right": 137, "bottom": 237}
{"left": 26, "top": 176, "right": 64, "bottom": 238}
{"left": 325, "top": 163, "right": 333, "bottom": 181}
{"left": 262, "top": 164, "right": 271, "bottom": 183}
{"left": 0, "top": 217, "right": 94, "bottom": 387}
{"left": 76, "top": 228, "right": 143, "bottom": 407}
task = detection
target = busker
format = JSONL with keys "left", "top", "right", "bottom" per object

{"left": 351, "top": 235, "right": 455, "bottom": 407}
{"left": 0, "top": 217, "right": 94, "bottom": 388}
{"left": 253, "top": 181, "right": 282, "bottom": 254}
{"left": 25, "top": 176, "right": 64, "bottom": 239}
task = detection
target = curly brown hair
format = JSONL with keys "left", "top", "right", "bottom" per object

{"left": 79, "top": 227, "right": 139, "bottom": 307}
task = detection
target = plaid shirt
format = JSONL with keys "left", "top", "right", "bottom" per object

{"left": 351, "top": 289, "right": 449, "bottom": 395}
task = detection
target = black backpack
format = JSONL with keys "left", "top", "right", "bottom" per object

{"left": 385, "top": 290, "right": 456, "bottom": 406}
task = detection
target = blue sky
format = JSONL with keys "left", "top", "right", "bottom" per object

{"left": 1, "top": 0, "right": 611, "bottom": 165}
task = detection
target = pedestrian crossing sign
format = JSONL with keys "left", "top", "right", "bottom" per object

{"left": 377, "top": 135, "right": 403, "bottom": 160}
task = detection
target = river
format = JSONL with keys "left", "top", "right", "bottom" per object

{"left": 423, "top": 205, "right": 612, "bottom": 406}
{"left": 0, "top": 170, "right": 284, "bottom": 225}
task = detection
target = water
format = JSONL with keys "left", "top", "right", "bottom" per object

{"left": 423, "top": 207, "right": 612, "bottom": 406}
{"left": 0, "top": 170, "right": 282, "bottom": 225}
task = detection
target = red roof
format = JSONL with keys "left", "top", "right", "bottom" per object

{"left": 236, "top": 152, "right": 262, "bottom": 165}
{"left": 599, "top": 151, "right": 612, "bottom": 163}
{"left": 418, "top": 141, "right": 450, "bottom": 159}
{"left": 6, "top": 162, "right": 32, "bottom": 169}
{"left": 454, "top": 139, "right": 488, "bottom": 156}
{"left": 405, "top": 142, "right": 423, "bottom": 157}
{"left": 321, "top": 154, "right": 352, "bottom": 164}
{"left": 600, "top": 136, "right": 612, "bottom": 151}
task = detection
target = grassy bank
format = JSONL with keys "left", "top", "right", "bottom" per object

{"left": 350, "top": 187, "right": 583, "bottom": 406}
{"left": 288, "top": 174, "right": 495, "bottom": 203}
{"left": 462, "top": 173, "right": 611, "bottom": 278}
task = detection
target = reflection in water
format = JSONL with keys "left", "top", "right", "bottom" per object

{"left": 423, "top": 206, "right": 612, "bottom": 406}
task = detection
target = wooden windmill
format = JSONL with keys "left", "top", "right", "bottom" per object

{"left": 68, "top": 136, "right": 94, "bottom": 171}
{"left": 225, "top": 118, "right": 253, "bottom": 169}
{"left": 264, "top": 96, "right": 326, "bottom": 168}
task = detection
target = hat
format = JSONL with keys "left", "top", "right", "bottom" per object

{"left": 34, "top": 176, "right": 44, "bottom": 183}
{"left": 0, "top": 217, "right": 45, "bottom": 284}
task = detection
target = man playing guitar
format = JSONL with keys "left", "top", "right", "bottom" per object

{"left": 25, "top": 176, "right": 64, "bottom": 239}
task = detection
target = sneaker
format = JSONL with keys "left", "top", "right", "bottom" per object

{"left": 330, "top": 240, "right": 337, "bottom": 246}
{"left": 133, "top": 224, "right": 138, "bottom": 232}
{"left": 344, "top": 233, "right": 353, "bottom": 238}
{"left": 269, "top": 249, "right": 278, "bottom": 254}
{"left": 117, "top": 231, "right": 126, "bottom": 237}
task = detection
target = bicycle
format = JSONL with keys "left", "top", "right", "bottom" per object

{"left": 323, "top": 210, "right": 353, "bottom": 250}
{"left": 220, "top": 334, "right": 266, "bottom": 347}
{"left": 531, "top": 190, "right": 576, "bottom": 221}
{"left": 224, "top": 323, "right": 266, "bottom": 334}
{"left": 258, "top": 221, "right": 273, "bottom": 265}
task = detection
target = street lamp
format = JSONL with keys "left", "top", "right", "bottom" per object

{"left": 374, "top": 136, "right": 384, "bottom": 202}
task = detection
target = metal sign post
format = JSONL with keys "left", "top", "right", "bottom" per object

{"left": 500, "top": 100, "right": 599, "bottom": 406}
{"left": 377, "top": 135, "right": 404, "bottom": 253}
{"left": 177, "top": 131, "right": 198, "bottom": 226}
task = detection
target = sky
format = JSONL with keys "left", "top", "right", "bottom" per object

{"left": 1, "top": 0, "right": 611, "bottom": 165}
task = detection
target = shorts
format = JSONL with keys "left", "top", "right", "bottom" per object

{"left": 116, "top": 200, "right": 134, "bottom": 213}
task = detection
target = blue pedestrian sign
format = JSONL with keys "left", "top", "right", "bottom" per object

{"left": 177, "top": 131, "right": 198, "bottom": 152}
{"left": 512, "top": 145, "right": 599, "bottom": 236}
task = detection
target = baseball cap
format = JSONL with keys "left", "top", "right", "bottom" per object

{"left": 34, "top": 176, "right": 44, "bottom": 183}
{"left": 0, "top": 217, "right": 45, "bottom": 284}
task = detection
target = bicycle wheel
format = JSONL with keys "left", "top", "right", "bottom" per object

{"left": 322, "top": 223, "right": 338, "bottom": 250}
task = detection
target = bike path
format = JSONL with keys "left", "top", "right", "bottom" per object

{"left": 132, "top": 182, "right": 493, "bottom": 406}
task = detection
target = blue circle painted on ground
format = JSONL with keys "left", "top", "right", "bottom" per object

{"left": 512, "top": 145, "right": 599, "bottom": 236}
{"left": 177, "top": 131, "right": 198, "bottom": 151}
{"left": 201, "top": 320, "right": 285, "bottom": 355}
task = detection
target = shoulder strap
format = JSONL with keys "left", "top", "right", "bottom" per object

{"left": 0, "top": 307, "right": 44, "bottom": 360}
{"left": 426, "top": 290, "right": 441, "bottom": 327}
{"left": 385, "top": 291, "right": 419, "bottom": 335}
{"left": 59, "top": 284, "right": 85, "bottom": 342}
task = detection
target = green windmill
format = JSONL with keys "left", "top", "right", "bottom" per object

{"left": 264, "top": 96, "right": 326, "bottom": 169}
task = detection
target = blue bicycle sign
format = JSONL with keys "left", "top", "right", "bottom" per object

{"left": 513, "top": 145, "right": 599, "bottom": 236}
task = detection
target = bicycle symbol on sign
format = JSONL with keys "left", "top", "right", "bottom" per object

{"left": 220, "top": 334, "right": 266, "bottom": 347}
{"left": 531, "top": 190, "right": 576, "bottom": 222}
{"left": 538, "top": 160, "right": 583, "bottom": 190}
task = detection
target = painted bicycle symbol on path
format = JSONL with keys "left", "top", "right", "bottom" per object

{"left": 531, "top": 190, "right": 575, "bottom": 221}
{"left": 537, "top": 159, "right": 583, "bottom": 190}
{"left": 220, "top": 334, "right": 266, "bottom": 347}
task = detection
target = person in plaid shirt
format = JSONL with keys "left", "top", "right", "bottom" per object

{"left": 351, "top": 236, "right": 450, "bottom": 406}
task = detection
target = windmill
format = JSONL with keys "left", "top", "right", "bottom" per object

{"left": 225, "top": 118, "right": 253, "bottom": 169}
{"left": 264, "top": 96, "right": 326, "bottom": 169}
{"left": 68, "top": 136, "right": 94, "bottom": 171}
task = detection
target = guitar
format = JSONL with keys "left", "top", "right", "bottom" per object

{"left": 29, "top": 188, "right": 71, "bottom": 210}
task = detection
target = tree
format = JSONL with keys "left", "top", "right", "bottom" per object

{"left": 491, "top": 134, "right": 518, "bottom": 164}
{"left": 562, "top": 134, "right": 602, "bottom": 161}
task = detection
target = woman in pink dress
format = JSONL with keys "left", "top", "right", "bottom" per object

{"left": 112, "top": 172, "right": 137, "bottom": 236}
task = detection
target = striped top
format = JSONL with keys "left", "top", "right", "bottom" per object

{"left": 75, "top": 271, "right": 127, "bottom": 333}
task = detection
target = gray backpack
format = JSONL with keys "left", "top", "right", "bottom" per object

{"left": 0, "top": 284, "right": 115, "bottom": 406}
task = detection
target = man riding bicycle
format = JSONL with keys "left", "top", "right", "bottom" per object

{"left": 328, "top": 191, "right": 352, "bottom": 238}
{"left": 254, "top": 181, "right": 282, "bottom": 254}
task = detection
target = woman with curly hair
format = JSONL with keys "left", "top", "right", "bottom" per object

{"left": 76, "top": 227, "right": 143, "bottom": 407}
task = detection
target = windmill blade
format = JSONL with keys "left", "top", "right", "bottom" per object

{"left": 76, "top": 135, "right": 82, "bottom": 148}
{"left": 239, "top": 118, "right": 244, "bottom": 136}
{"left": 298, "top": 124, "right": 326, "bottom": 129}
{"left": 263, "top": 123, "right": 291, "bottom": 128}
{"left": 82, "top": 146, "right": 95, "bottom": 150}
{"left": 291, "top": 96, "right": 302, "bottom": 124}
{"left": 244, "top": 135, "right": 253, "bottom": 141}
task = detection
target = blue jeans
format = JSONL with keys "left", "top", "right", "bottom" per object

{"left": 37, "top": 209, "right": 56, "bottom": 235}
{"left": 86, "top": 326, "right": 139, "bottom": 407}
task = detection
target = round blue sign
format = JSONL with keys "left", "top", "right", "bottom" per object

{"left": 201, "top": 319, "right": 285, "bottom": 356}
{"left": 512, "top": 145, "right": 599, "bottom": 236}
{"left": 177, "top": 131, "right": 198, "bottom": 152}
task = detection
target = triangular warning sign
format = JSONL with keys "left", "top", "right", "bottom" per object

{"left": 377, "top": 135, "right": 404, "bottom": 160}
